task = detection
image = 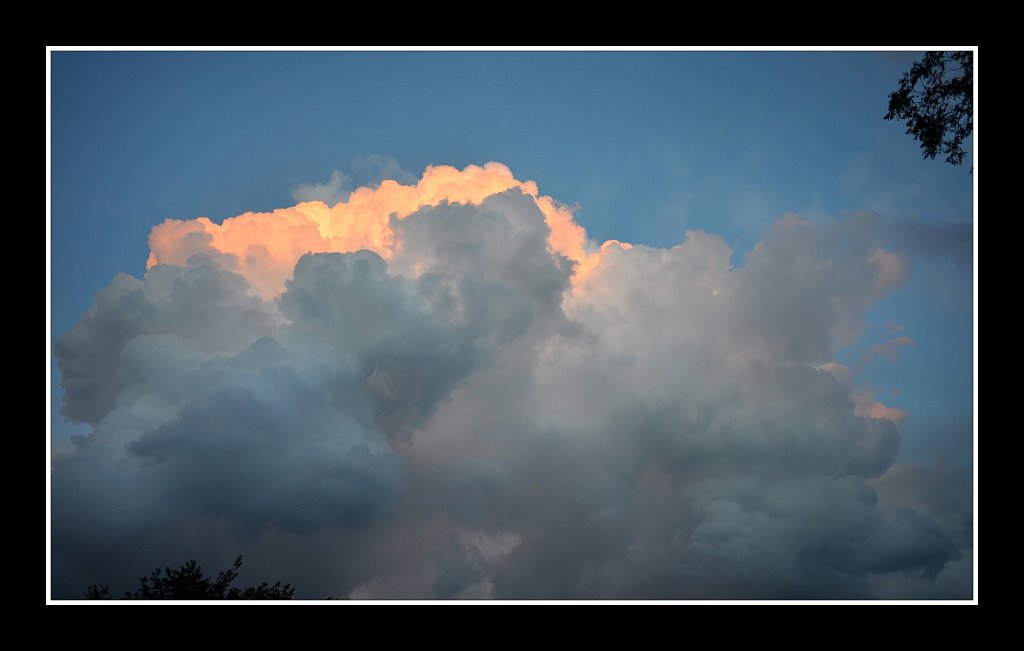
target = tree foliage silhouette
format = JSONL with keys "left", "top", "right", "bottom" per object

{"left": 84, "top": 556, "right": 294, "bottom": 600}
{"left": 884, "top": 51, "right": 973, "bottom": 166}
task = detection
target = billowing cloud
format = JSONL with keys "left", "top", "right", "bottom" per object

{"left": 146, "top": 162, "right": 589, "bottom": 298}
{"left": 293, "top": 169, "right": 352, "bottom": 205}
{"left": 291, "top": 157, "right": 419, "bottom": 207}
{"left": 52, "top": 163, "right": 970, "bottom": 599}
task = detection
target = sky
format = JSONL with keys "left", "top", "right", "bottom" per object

{"left": 48, "top": 50, "right": 975, "bottom": 600}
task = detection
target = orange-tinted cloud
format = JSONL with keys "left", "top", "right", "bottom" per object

{"left": 820, "top": 362, "right": 909, "bottom": 423}
{"left": 853, "top": 389, "right": 909, "bottom": 423}
{"left": 147, "top": 162, "right": 600, "bottom": 297}
{"left": 868, "top": 335, "right": 913, "bottom": 361}
{"left": 868, "top": 248, "right": 909, "bottom": 290}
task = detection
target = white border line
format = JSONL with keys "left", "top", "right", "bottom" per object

{"left": 45, "top": 45, "right": 973, "bottom": 52}
{"left": 46, "top": 46, "right": 54, "bottom": 605}
{"left": 46, "top": 45, "right": 979, "bottom": 606}
{"left": 971, "top": 45, "right": 979, "bottom": 605}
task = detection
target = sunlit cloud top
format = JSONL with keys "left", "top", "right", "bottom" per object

{"left": 147, "top": 162, "right": 590, "bottom": 297}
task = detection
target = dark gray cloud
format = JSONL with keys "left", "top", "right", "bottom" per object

{"left": 52, "top": 190, "right": 971, "bottom": 599}
{"left": 887, "top": 217, "right": 972, "bottom": 273}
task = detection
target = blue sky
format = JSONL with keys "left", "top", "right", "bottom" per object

{"left": 51, "top": 50, "right": 973, "bottom": 466}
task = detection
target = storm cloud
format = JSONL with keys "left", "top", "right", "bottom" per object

{"left": 52, "top": 164, "right": 971, "bottom": 599}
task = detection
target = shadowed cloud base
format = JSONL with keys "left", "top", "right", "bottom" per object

{"left": 53, "top": 163, "right": 971, "bottom": 599}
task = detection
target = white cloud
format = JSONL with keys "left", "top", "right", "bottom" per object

{"left": 292, "top": 169, "right": 351, "bottom": 205}
{"left": 53, "top": 169, "right": 970, "bottom": 599}
{"left": 350, "top": 154, "right": 417, "bottom": 186}
{"left": 292, "top": 157, "right": 418, "bottom": 207}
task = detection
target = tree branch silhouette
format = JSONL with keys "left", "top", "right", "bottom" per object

{"left": 884, "top": 51, "right": 973, "bottom": 167}
{"left": 84, "top": 556, "right": 294, "bottom": 600}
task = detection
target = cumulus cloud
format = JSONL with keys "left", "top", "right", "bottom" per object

{"left": 292, "top": 157, "right": 418, "bottom": 206}
{"left": 52, "top": 163, "right": 970, "bottom": 599}
{"left": 149, "top": 162, "right": 587, "bottom": 298}
{"left": 350, "top": 154, "right": 418, "bottom": 187}
{"left": 293, "top": 170, "right": 352, "bottom": 205}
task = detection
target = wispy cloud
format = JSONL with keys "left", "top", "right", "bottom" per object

{"left": 869, "top": 335, "right": 914, "bottom": 362}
